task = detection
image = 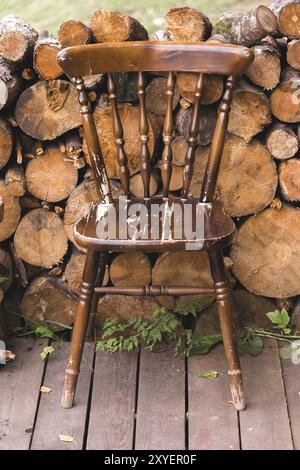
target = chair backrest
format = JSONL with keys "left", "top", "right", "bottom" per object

{"left": 57, "top": 41, "right": 253, "bottom": 204}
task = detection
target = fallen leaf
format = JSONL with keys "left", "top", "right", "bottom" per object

{"left": 198, "top": 370, "right": 222, "bottom": 379}
{"left": 58, "top": 434, "right": 74, "bottom": 442}
{"left": 40, "top": 386, "right": 52, "bottom": 393}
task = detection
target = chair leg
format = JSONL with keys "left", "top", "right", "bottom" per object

{"left": 208, "top": 248, "right": 246, "bottom": 411}
{"left": 61, "top": 249, "right": 100, "bottom": 409}
{"left": 86, "top": 252, "right": 108, "bottom": 337}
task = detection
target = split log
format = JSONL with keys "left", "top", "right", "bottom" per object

{"left": 266, "top": 123, "right": 299, "bottom": 160}
{"left": 271, "top": 67, "right": 300, "bottom": 122}
{"left": 64, "top": 131, "right": 85, "bottom": 168}
{"left": 176, "top": 73, "right": 224, "bottom": 105}
{"left": 228, "top": 79, "right": 271, "bottom": 142}
{"left": 64, "top": 248, "right": 109, "bottom": 295}
{"left": 58, "top": 20, "right": 92, "bottom": 47}
{"left": 165, "top": 7, "right": 212, "bottom": 41}
{"left": 83, "top": 102, "right": 156, "bottom": 178}
{"left": 90, "top": 9, "right": 148, "bottom": 42}
{"left": 279, "top": 158, "right": 300, "bottom": 201}
{"left": 231, "top": 204, "right": 300, "bottom": 298}
{"left": 20, "top": 276, "right": 77, "bottom": 331}
{"left": 5, "top": 166, "right": 26, "bottom": 197}
{"left": 190, "top": 136, "right": 278, "bottom": 217}
{"left": 152, "top": 251, "right": 214, "bottom": 310}
{"left": 15, "top": 80, "right": 82, "bottom": 140}
{"left": 0, "top": 249, "right": 13, "bottom": 291}
{"left": 0, "top": 118, "right": 13, "bottom": 169}
{"left": 25, "top": 144, "right": 78, "bottom": 202}
{"left": 129, "top": 172, "right": 158, "bottom": 198}
{"left": 145, "top": 77, "right": 180, "bottom": 115}
{"left": 14, "top": 208, "right": 68, "bottom": 268}
{"left": 110, "top": 252, "right": 152, "bottom": 287}
{"left": 0, "top": 180, "right": 21, "bottom": 241}
{"left": 270, "top": 0, "right": 300, "bottom": 38}
{"left": 175, "top": 106, "right": 216, "bottom": 147}
{"left": 112, "top": 72, "right": 139, "bottom": 103}
{"left": 0, "top": 15, "right": 38, "bottom": 64}
{"left": 0, "top": 58, "right": 22, "bottom": 111}
{"left": 246, "top": 39, "right": 281, "bottom": 90}
{"left": 169, "top": 164, "right": 183, "bottom": 192}
{"left": 33, "top": 37, "right": 63, "bottom": 80}
{"left": 171, "top": 136, "right": 188, "bottom": 166}
{"left": 287, "top": 39, "right": 300, "bottom": 70}
{"left": 214, "top": 6, "right": 277, "bottom": 47}
{"left": 96, "top": 295, "right": 159, "bottom": 326}
{"left": 63, "top": 178, "right": 98, "bottom": 251}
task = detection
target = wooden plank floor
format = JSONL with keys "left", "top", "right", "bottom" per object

{"left": 0, "top": 338, "right": 298, "bottom": 450}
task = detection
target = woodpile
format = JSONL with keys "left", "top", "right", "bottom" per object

{"left": 1, "top": 4, "right": 300, "bottom": 337}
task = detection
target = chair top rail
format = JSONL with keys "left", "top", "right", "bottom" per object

{"left": 57, "top": 41, "right": 254, "bottom": 77}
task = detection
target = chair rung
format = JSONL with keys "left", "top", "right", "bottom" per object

{"left": 94, "top": 286, "right": 215, "bottom": 296}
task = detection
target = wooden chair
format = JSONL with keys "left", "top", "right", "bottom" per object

{"left": 57, "top": 41, "right": 254, "bottom": 411}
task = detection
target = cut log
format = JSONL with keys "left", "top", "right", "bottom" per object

{"left": 33, "top": 37, "right": 63, "bottom": 80}
{"left": 270, "top": 0, "right": 300, "bottom": 38}
{"left": 64, "top": 179, "right": 98, "bottom": 251}
{"left": 152, "top": 251, "right": 214, "bottom": 310}
{"left": 190, "top": 136, "right": 278, "bottom": 217}
{"left": 246, "top": 39, "right": 281, "bottom": 90}
{"left": 279, "top": 158, "right": 300, "bottom": 201}
{"left": 0, "top": 58, "right": 22, "bottom": 111}
{"left": 58, "top": 20, "right": 92, "bottom": 47}
{"left": 110, "top": 252, "right": 151, "bottom": 287}
{"left": 231, "top": 204, "right": 300, "bottom": 298}
{"left": 228, "top": 79, "right": 271, "bottom": 142}
{"left": 171, "top": 136, "right": 188, "bottom": 166}
{"left": 64, "top": 131, "right": 85, "bottom": 168}
{"left": 129, "top": 172, "right": 158, "bottom": 198}
{"left": 20, "top": 276, "right": 77, "bottom": 331}
{"left": 169, "top": 164, "right": 183, "bottom": 192}
{"left": 0, "top": 118, "right": 13, "bottom": 169}
{"left": 15, "top": 80, "right": 82, "bottom": 140}
{"left": 214, "top": 6, "right": 277, "bottom": 47}
{"left": 25, "top": 144, "right": 78, "bottom": 202}
{"left": 112, "top": 72, "right": 139, "bottom": 103}
{"left": 165, "top": 7, "right": 212, "bottom": 41}
{"left": 96, "top": 295, "right": 159, "bottom": 326}
{"left": 0, "top": 180, "right": 21, "bottom": 242}
{"left": 83, "top": 73, "right": 104, "bottom": 91}
{"left": 14, "top": 208, "right": 68, "bottom": 268}
{"left": 64, "top": 248, "right": 109, "bottom": 295}
{"left": 83, "top": 102, "right": 156, "bottom": 178}
{"left": 287, "top": 39, "right": 300, "bottom": 70}
{"left": 145, "top": 77, "right": 180, "bottom": 115}
{"left": 9, "top": 241, "right": 28, "bottom": 288}
{"left": 271, "top": 67, "right": 300, "bottom": 122}
{"left": 90, "top": 9, "right": 148, "bottom": 42}
{"left": 176, "top": 73, "right": 224, "bottom": 105}
{"left": 0, "top": 249, "right": 13, "bottom": 291}
{"left": 266, "top": 123, "right": 299, "bottom": 160}
{"left": 5, "top": 166, "right": 26, "bottom": 197}
{"left": 175, "top": 106, "right": 216, "bottom": 147}
{"left": 0, "top": 15, "right": 38, "bottom": 64}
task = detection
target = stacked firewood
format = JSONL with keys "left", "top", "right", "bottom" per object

{"left": 1, "top": 3, "right": 300, "bottom": 338}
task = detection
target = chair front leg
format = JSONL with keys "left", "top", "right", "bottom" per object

{"left": 86, "top": 252, "right": 108, "bottom": 337}
{"left": 61, "top": 249, "right": 100, "bottom": 409}
{"left": 208, "top": 248, "right": 246, "bottom": 411}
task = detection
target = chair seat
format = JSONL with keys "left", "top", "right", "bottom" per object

{"left": 74, "top": 197, "right": 235, "bottom": 252}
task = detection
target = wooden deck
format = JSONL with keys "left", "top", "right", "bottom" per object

{"left": 0, "top": 337, "right": 298, "bottom": 450}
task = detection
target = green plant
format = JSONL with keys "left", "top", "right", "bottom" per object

{"left": 198, "top": 370, "right": 222, "bottom": 379}
{"left": 40, "top": 345, "right": 55, "bottom": 360}
{"left": 266, "top": 308, "right": 291, "bottom": 335}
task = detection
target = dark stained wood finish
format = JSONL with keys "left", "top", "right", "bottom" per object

{"left": 57, "top": 39, "right": 254, "bottom": 410}
{"left": 188, "top": 344, "right": 240, "bottom": 450}
{"left": 31, "top": 342, "right": 94, "bottom": 450}
{"left": 87, "top": 350, "right": 138, "bottom": 450}
{"left": 239, "top": 340, "right": 293, "bottom": 450}
{"left": 135, "top": 345, "right": 185, "bottom": 450}
{"left": 57, "top": 41, "right": 253, "bottom": 77}
{"left": 0, "top": 338, "right": 46, "bottom": 450}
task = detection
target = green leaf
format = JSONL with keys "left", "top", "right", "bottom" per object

{"left": 40, "top": 345, "right": 54, "bottom": 360}
{"left": 35, "top": 325, "right": 57, "bottom": 340}
{"left": 266, "top": 309, "right": 290, "bottom": 329}
{"left": 283, "top": 327, "right": 292, "bottom": 335}
{"left": 279, "top": 344, "right": 293, "bottom": 360}
{"left": 190, "top": 334, "right": 222, "bottom": 355}
{"left": 198, "top": 370, "right": 222, "bottom": 379}
{"left": 238, "top": 332, "right": 264, "bottom": 356}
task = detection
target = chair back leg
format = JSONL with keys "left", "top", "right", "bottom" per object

{"left": 61, "top": 250, "right": 100, "bottom": 409}
{"left": 208, "top": 248, "right": 246, "bottom": 411}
